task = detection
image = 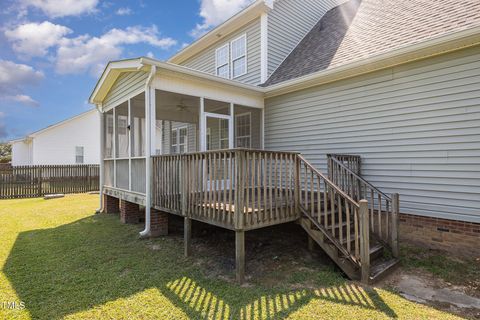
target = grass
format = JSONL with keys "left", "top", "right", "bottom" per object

{"left": 0, "top": 194, "right": 467, "bottom": 319}
{"left": 401, "top": 245, "right": 480, "bottom": 289}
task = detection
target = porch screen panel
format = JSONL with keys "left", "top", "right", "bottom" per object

{"left": 131, "top": 159, "right": 146, "bottom": 193}
{"left": 131, "top": 95, "right": 146, "bottom": 157}
{"left": 104, "top": 160, "right": 114, "bottom": 187}
{"left": 115, "top": 102, "right": 129, "bottom": 158}
{"left": 116, "top": 159, "right": 129, "bottom": 189}
{"left": 234, "top": 105, "right": 262, "bottom": 149}
{"left": 104, "top": 110, "right": 114, "bottom": 158}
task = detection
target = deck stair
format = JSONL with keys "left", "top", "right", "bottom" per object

{"left": 296, "top": 154, "right": 400, "bottom": 283}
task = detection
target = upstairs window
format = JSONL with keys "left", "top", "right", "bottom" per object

{"left": 75, "top": 146, "right": 84, "bottom": 164}
{"left": 215, "top": 44, "right": 229, "bottom": 79}
{"left": 231, "top": 35, "right": 247, "bottom": 78}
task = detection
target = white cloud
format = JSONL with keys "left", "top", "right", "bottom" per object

{"left": 116, "top": 7, "right": 132, "bottom": 15}
{"left": 55, "top": 25, "right": 177, "bottom": 75}
{"left": 4, "top": 94, "right": 39, "bottom": 107}
{"left": 190, "top": 0, "right": 254, "bottom": 38}
{"left": 4, "top": 21, "right": 72, "bottom": 57}
{"left": 19, "top": 0, "right": 99, "bottom": 18}
{"left": 0, "top": 60, "right": 43, "bottom": 106}
{"left": 146, "top": 51, "right": 154, "bottom": 58}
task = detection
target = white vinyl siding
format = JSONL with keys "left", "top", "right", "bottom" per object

{"left": 267, "top": 0, "right": 347, "bottom": 77}
{"left": 103, "top": 71, "right": 148, "bottom": 110}
{"left": 182, "top": 18, "right": 261, "bottom": 85}
{"left": 264, "top": 47, "right": 480, "bottom": 223}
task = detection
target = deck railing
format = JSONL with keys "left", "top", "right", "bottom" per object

{"left": 152, "top": 149, "right": 300, "bottom": 231}
{"left": 297, "top": 155, "right": 367, "bottom": 272}
{"left": 327, "top": 155, "right": 399, "bottom": 257}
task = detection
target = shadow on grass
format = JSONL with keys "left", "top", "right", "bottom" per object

{"left": 4, "top": 214, "right": 397, "bottom": 319}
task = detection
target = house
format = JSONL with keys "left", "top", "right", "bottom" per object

{"left": 89, "top": 0, "right": 480, "bottom": 283}
{"left": 10, "top": 109, "right": 100, "bottom": 166}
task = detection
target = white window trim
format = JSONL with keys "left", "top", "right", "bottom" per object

{"left": 235, "top": 112, "right": 251, "bottom": 148}
{"left": 215, "top": 43, "right": 230, "bottom": 79}
{"left": 231, "top": 34, "right": 247, "bottom": 79}
{"left": 171, "top": 125, "right": 188, "bottom": 154}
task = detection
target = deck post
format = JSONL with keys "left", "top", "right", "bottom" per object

{"left": 391, "top": 193, "right": 400, "bottom": 258}
{"left": 182, "top": 157, "right": 192, "bottom": 257}
{"left": 234, "top": 150, "right": 246, "bottom": 283}
{"left": 359, "top": 199, "right": 370, "bottom": 284}
{"left": 235, "top": 230, "right": 245, "bottom": 283}
{"left": 184, "top": 217, "right": 192, "bottom": 257}
{"left": 294, "top": 155, "right": 300, "bottom": 215}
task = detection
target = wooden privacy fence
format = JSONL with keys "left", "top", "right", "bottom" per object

{"left": 0, "top": 164, "right": 99, "bottom": 199}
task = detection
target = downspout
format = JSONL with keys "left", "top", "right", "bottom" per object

{"left": 139, "top": 64, "right": 156, "bottom": 238}
{"left": 96, "top": 103, "right": 105, "bottom": 214}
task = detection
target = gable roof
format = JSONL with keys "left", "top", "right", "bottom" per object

{"left": 264, "top": 0, "right": 480, "bottom": 86}
{"left": 10, "top": 109, "right": 97, "bottom": 143}
{"left": 168, "top": 0, "right": 272, "bottom": 64}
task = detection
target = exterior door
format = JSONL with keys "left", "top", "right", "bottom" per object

{"left": 203, "top": 113, "right": 232, "bottom": 191}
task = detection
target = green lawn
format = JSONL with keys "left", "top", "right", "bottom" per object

{"left": 0, "top": 194, "right": 465, "bottom": 319}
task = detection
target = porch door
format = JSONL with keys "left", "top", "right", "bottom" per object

{"left": 204, "top": 113, "right": 233, "bottom": 151}
{"left": 203, "top": 113, "right": 233, "bottom": 191}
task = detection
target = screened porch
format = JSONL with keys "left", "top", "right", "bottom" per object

{"left": 101, "top": 89, "right": 263, "bottom": 198}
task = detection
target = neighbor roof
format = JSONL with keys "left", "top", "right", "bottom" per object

{"left": 264, "top": 0, "right": 480, "bottom": 86}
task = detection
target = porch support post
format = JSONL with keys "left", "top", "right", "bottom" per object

{"left": 199, "top": 97, "right": 205, "bottom": 151}
{"left": 235, "top": 230, "right": 245, "bottom": 284}
{"left": 128, "top": 98, "right": 132, "bottom": 191}
{"left": 229, "top": 103, "right": 234, "bottom": 149}
{"left": 98, "top": 109, "right": 104, "bottom": 213}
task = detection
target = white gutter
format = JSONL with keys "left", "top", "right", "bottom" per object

{"left": 139, "top": 64, "right": 157, "bottom": 238}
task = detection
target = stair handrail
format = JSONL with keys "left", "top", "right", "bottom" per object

{"left": 298, "top": 155, "right": 360, "bottom": 205}
{"left": 296, "top": 155, "right": 368, "bottom": 268}
{"left": 328, "top": 156, "right": 391, "bottom": 201}
{"left": 327, "top": 155, "right": 399, "bottom": 258}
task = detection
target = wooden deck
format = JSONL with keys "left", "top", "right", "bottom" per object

{"left": 139, "top": 150, "right": 399, "bottom": 283}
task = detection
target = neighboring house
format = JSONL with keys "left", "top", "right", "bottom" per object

{"left": 10, "top": 109, "right": 100, "bottom": 166}
{"left": 89, "top": 0, "right": 480, "bottom": 283}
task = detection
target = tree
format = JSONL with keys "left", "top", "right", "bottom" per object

{"left": 0, "top": 143, "right": 12, "bottom": 163}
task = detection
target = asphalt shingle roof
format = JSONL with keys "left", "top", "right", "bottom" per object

{"left": 264, "top": 0, "right": 480, "bottom": 86}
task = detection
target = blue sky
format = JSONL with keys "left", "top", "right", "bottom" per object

{"left": 0, "top": 0, "right": 253, "bottom": 141}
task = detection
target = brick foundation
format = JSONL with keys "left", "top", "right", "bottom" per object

{"left": 119, "top": 200, "right": 141, "bottom": 224}
{"left": 103, "top": 194, "right": 119, "bottom": 214}
{"left": 150, "top": 208, "right": 169, "bottom": 237}
{"left": 399, "top": 213, "right": 480, "bottom": 257}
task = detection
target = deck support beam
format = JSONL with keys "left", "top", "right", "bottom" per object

{"left": 184, "top": 217, "right": 192, "bottom": 257}
{"left": 235, "top": 230, "right": 245, "bottom": 284}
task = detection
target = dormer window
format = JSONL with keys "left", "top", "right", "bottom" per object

{"left": 215, "top": 44, "right": 230, "bottom": 78}
{"left": 215, "top": 34, "right": 247, "bottom": 79}
{"left": 231, "top": 35, "right": 247, "bottom": 78}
